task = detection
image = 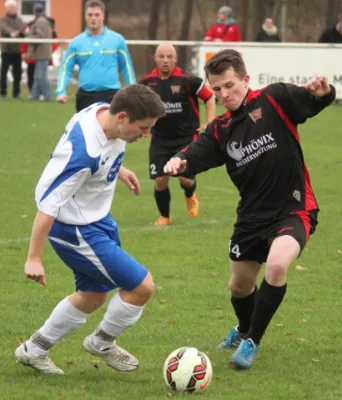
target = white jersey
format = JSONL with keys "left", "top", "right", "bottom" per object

{"left": 35, "top": 103, "right": 126, "bottom": 225}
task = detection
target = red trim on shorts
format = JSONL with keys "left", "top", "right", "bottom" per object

{"left": 192, "top": 133, "right": 199, "bottom": 141}
{"left": 266, "top": 94, "right": 318, "bottom": 211}
{"left": 293, "top": 211, "right": 311, "bottom": 240}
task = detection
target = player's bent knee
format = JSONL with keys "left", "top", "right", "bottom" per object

{"left": 155, "top": 176, "right": 169, "bottom": 191}
{"left": 132, "top": 272, "right": 155, "bottom": 301}
{"left": 229, "top": 280, "right": 254, "bottom": 298}
{"left": 265, "top": 258, "right": 289, "bottom": 282}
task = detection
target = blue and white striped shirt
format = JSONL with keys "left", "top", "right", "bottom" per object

{"left": 56, "top": 27, "right": 136, "bottom": 96}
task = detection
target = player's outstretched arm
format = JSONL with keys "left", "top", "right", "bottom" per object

{"left": 118, "top": 166, "right": 141, "bottom": 195}
{"left": 24, "top": 211, "right": 55, "bottom": 287}
{"left": 163, "top": 157, "right": 187, "bottom": 176}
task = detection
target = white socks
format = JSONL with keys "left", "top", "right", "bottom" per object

{"left": 24, "top": 293, "right": 145, "bottom": 355}
{"left": 91, "top": 292, "right": 144, "bottom": 351}
{"left": 26, "top": 297, "right": 88, "bottom": 356}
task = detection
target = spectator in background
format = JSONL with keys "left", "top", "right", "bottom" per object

{"left": 255, "top": 17, "right": 281, "bottom": 42}
{"left": 319, "top": 21, "right": 342, "bottom": 43}
{"left": 204, "top": 6, "right": 241, "bottom": 42}
{"left": 27, "top": 3, "right": 53, "bottom": 101}
{"left": 21, "top": 17, "right": 58, "bottom": 94}
{"left": 56, "top": 0, "right": 136, "bottom": 112}
{"left": 0, "top": 0, "right": 25, "bottom": 99}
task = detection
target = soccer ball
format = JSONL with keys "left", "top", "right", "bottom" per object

{"left": 163, "top": 347, "right": 213, "bottom": 393}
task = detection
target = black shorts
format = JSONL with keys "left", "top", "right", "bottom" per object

{"left": 76, "top": 88, "right": 119, "bottom": 112}
{"left": 149, "top": 137, "right": 194, "bottom": 179}
{"left": 229, "top": 211, "right": 318, "bottom": 264}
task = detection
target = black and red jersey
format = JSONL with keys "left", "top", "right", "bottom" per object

{"left": 177, "top": 83, "right": 335, "bottom": 226}
{"left": 139, "top": 66, "right": 213, "bottom": 146}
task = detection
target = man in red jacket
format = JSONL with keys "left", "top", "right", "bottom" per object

{"left": 204, "top": 6, "right": 241, "bottom": 42}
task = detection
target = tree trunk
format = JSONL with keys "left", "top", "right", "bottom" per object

{"left": 240, "top": 0, "right": 250, "bottom": 41}
{"left": 178, "top": 0, "right": 195, "bottom": 69}
{"left": 165, "top": 1, "right": 171, "bottom": 39}
{"left": 326, "top": 0, "right": 339, "bottom": 28}
{"left": 145, "top": 0, "right": 162, "bottom": 71}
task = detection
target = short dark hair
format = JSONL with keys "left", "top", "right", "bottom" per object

{"left": 204, "top": 49, "right": 247, "bottom": 79}
{"left": 84, "top": 0, "right": 105, "bottom": 12}
{"left": 109, "top": 84, "right": 165, "bottom": 122}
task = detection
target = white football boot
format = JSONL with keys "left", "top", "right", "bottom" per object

{"left": 15, "top": 344, "right": 64, "bottom": 375}
{"left": 83, "top": 335, "right": 139, "bottom": 372}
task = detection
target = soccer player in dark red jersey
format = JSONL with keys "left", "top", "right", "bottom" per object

{"left": 163, "top": 49, "right": 335, "bottom": 369}
{"left": 139, "top": 43, "right": 216, "bottom": 225}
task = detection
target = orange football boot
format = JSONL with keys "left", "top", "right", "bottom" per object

{"left": 154, "top": 216, "right": 172, "bottom": 226}
{"left": 185, "top": 194, "right": 199, "bottom": 217}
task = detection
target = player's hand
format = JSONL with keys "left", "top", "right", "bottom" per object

{"left": 197, "top": 123, "right": 208, "bottom": 133}
{"left": 56, "top": 95, "right": 68, "bottom": 104}
{"left": 163, "top": 157, "right": 187, "bottom": 175}
{"left": 24, "top": 259, "right": 46, "bottom": 286}
{"left": 118, "top": 167, "right": 141, "bottom": 195}
{"left": 304, "top": 76, "right": 331, "bottom": 97}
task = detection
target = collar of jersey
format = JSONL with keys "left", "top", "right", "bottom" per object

{"left": 229, "top": 89, "right": 256, "bottom": 116}
{"left": 90, "top": 103, "right": 110, "bottom": 146}
{"left": 84, "top": 26, "right": 108, "bottom": 38}
{"left": 152, "top": 65, "right": 182, "bottom": 78}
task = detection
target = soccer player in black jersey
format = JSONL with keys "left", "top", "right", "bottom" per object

{"left": 163, "top": 49, "right": 335, "bottom": 369}
{"left": 139, "top": 43, "right": 216, "bottom": 225}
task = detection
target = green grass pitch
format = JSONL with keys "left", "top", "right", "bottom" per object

{"left": 0, "top": 97, "right": 341, "bottom": 400}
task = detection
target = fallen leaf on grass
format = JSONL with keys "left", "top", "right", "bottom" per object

{"left": 297, "top": 338, "right": 308, "bottom": 343}
{"left": 210, "top": 272, "right": 218, "bottom": 278}
{"left": 276, "top": 324, "right": 284, "bottom": 327}
{"left": 169, "top": 320, "right": 176, "bottom": 326}
{"left": 284, "top": 332, "right": 292, "bottom": 336}
{"left": 65, "top": 361, "right": 73, "bottom": 365}
{"left": 93, "top": 360, "right": 100, "bottom": 369}
{"left": 312, "top": 358, "right": 319, "bottom": 362}
{"left": 214, "top": 305, "right": 222, "bottom": 310}
{"left": 14, "top": 337, "right": 24, "bottom": 344}
{"left": 295, "top": 265, "right": 307, "bottom": 271}
{"left": 159, "top": 300, "right": 168, "bottom": 304}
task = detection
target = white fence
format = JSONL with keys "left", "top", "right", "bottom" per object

{"left": 1, "top": 38, "right": 342, "bottom": 99}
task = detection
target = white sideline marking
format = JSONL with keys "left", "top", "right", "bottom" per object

{"left": 0, "top": 218, "right": 231, "bottom": 245}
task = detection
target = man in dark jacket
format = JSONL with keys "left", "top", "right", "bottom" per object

{"left": 255, "top": 18, "right": 281, "bottom": 42}
{"left": 27, "top": 3, "right": 53, "bottom": 101}
{"left": 0, "top": 0, "right": 25, "bottom": 98}
{"left": 319, "top": 21, "right": 342, "bottom": 43}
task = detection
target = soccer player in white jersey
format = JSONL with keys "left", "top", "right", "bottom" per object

{"left": 15, "top": 84, "right": 165, "bottom": 375}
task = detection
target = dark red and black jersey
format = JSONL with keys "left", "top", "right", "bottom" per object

{"left": 139, "top": 66, "right": 213, "bottom": 146}
{"left": 177, "top": 83, "right": 336, "bottom": 225}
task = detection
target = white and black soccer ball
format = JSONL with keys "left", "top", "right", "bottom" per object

{"left": 163, "top": 347, "right": 213, "bottom": 393}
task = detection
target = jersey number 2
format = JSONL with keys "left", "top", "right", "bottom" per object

{"left": 150, "top": 164, "right": 157, "bottom": 176}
